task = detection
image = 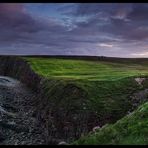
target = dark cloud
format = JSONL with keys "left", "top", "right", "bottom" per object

{"left": 68, "top": 3, "right": 115, "bottom": 16}
{"left": 0, "top": 4, "right": 43, "bottom": 33}
{"left": 0, "top": 3, "right": 148, "bottom": 57}
{"left": 70, "top": 3, "right": 148, "bottom": 42}
{"left": 127, "top": 4, "right": 148, "bottom": 21}
{"left": 0, "top": 4, "right": 68, "bottom": 49}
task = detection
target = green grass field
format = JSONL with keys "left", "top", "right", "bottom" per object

{"left": 24, "top": 57, "right": 148, "bottom": 144}
{"left": 24, "top": 57, "right": 148, "bottom": 81}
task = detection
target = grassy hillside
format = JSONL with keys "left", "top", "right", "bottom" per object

{"left": 24, "top": 57, "right": 148, "bottom": 120}
{"left": 73, "top": 101, "right": 148, "bottom": 145}
{"left": 23, "top": 57, "right": 148, "bottom": 143}
{"left": 24, "top": 57, "right": 148, "bottom": 81}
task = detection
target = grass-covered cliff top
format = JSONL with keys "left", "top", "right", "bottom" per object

{"left": 24, "top": 57, "right": 148, "bottom": 81}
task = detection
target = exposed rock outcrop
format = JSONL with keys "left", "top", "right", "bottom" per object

{"left": 135, "top": 77, "right": 146, "bottom": 86}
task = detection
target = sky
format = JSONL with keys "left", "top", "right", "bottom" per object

{"left": 0, "top": 3, "right": 148, "bottom": 57}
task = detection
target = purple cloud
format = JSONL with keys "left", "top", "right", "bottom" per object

{"left": 0, "top": 3, "right": 148, "bottom": 57}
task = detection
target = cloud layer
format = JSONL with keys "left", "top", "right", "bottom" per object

{"left": 0, "top": 3, "right": 148, "bottom": 57}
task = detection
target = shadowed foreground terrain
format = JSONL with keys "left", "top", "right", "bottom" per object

{"left": 0, "top": 56, "right": 147, "bottom": 145}
{"left": 0, "top": 76, "right": 45, "bottom": 145}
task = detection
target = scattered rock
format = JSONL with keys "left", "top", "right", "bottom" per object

{"left": 135, "top": 77, "right": 145, "bottom": 85}
{"left": 58, "top": 141, "right": 68, "bottom": 145}
{"left": 0, "top": 76, "right": 46, "bottom": 145}
{"left": 0, "top": 131, "right": 5, "bottom": 142}
{"left": 92, "top": 126, "right": 100, "bottom": 132}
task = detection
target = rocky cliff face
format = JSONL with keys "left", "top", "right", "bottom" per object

{"left": 36, "top": 79, "right": 99, "bottom": 144}
{"left": 0, "top": 56, "right": 99, "bottom": 144}
{"left": 0, "top": 56, "right": 41, "bottom": 92}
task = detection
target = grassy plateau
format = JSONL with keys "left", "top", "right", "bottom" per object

{"left": 23, "top": 57, "right": 148, "bottom": 144}
{"left": 24, "top": 57, "right": 148, "bottom": 81}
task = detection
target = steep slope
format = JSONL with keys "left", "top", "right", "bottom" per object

{"left": 0, "top": 56, "right": 41, "bottom": 92}
{"left": 73, "top": 101, "right": 148, "bottom": 145}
